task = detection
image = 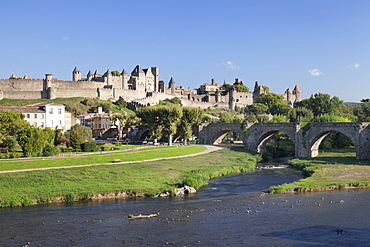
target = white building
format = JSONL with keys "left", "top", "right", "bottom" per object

{"left": 0, "top": 103, "right": 76, "bottom": 131}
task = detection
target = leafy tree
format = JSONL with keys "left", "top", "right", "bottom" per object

{"left": 232, "top": 116, "right": 244, "bottom": 123}
{"left": 289, "top": 107, "right": 314, "bottom": 122}
{"left": 0, "top": 136, "right": 17, "bottom": 152}
{"left": 0, "top": 110, "right": 29, "bottom": 141}
{"left": 163, "top": 97, "right": 183, "bottom": 106}
{"left": 354, "top": 101, "right": 370, "bottom": 121}
{"left": 17, "top": 126, "right": 48, "bottom": 157}
{"left": 312, "top": 114, "right": 351, "bottom": 123}
{"left": 294, "top": 93, "right": 343, "bottom": 116}
{"left": 270, "top": 114, "right": 289, "bottom": 123}
{"left": 270, "top": 103, "right": 292, "bottom": 116}
{"left": 261, "top": 85, "right": 270, "bottom": 93}
{"left": 234, "top": 84, "right": 250, "bottom": 92}
{"left": 111, "top": 71, "right": 121, "bottom": 76}
{"left": 219, "top": 111, "right": 234, "bottom": 123}
{"left": 177, "top": 107, "right": 204, "bottom": 144}
{"left": 244, "top": 103, "right": 268, "bottom": 115}
{"left": 256, "top": 93, "right": 286, "bottom": 110}
{"left": 68, "top": 124, "right": 93, "bottom": 149}
{"left": 110, "top": 114, "right": 138, "bottom": 139}
{"left": 114, "top": 97, "right": 127, "bottom": 109}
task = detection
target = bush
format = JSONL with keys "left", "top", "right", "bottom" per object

{"left": 81, "top": 141, "right": 99, "bottom": 152}
{"left": 43, "top": 145, "right": 59, "bottom": 156}
{"left": 114, "top": 141, "right": 122, "bottom": 146}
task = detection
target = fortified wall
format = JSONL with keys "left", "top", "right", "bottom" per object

{"left": 0, "top": 65, "right": 301, "bottom": 110}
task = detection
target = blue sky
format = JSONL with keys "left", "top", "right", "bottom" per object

{"left": 1, "top": 0, "right": 369, "bottom": 102}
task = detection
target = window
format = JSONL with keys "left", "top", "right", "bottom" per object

{"left": 49, "top": 108, "right": 53, "bottom": 114}
{"left": 34, "top": 114, "right": 37, "bottom": 119}
{"left": 40, "top": 122, "right": 44, "bottom": 128}
{"left": 41, "top": 114, "right": 44, "bottom": 119}
{"left": 59, "top": 120, "right": 62, "bottom": 126}
{"left": 33, "top": 122, "right": 37, "bottom": 127}
{"left": 58, "top": 108, "right": 62, "bottom": 114}
{"left": 26, "top": 114, "right": 30, "bottom": 118}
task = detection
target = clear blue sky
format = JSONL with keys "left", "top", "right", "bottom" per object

{"left": 1, "top": 0, "right": 369, "bottom": 102}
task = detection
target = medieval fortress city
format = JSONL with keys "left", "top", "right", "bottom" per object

{"left": 0, "top": 65, "right": 301, "bottom": 111}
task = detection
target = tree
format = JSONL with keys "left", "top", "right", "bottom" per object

{"left": 110, "top": 114, "right": 138, "bottom": 139}
{"left": 114, "top": 97, "right": 127, "bottom": 109}
{"left": 177, "top": 107, "right": 204, "bottom": 144}
{"left": 256, "top": 93, "right": 286, "bottom": 111}
{"left": 68, "top": 124, "right": 93, "bottom": 149}
{"left": 0, "top": 110, "right": 29, "bottom": 141}
{"left": 234, "top": 84, "right": 249, "bottom": 92}
{"left": 111, "top": 71, "right": 121, "bottom": 76}
{"left": 354, "top": 101, "right": 370, "bottom": 121}
{"left": 219, "top": 111, "right": 234, "bottom": 123}
{"left": 270, "top": 114, "right": 289, "bottom": 123}
{"left": 312, "top": 114, "right": 351, "bottom": 123}
{"left": 244, "top": 103, "right": 268, "bottom": 115}
{"left": 294, "top": 93, "right": 344, "bottom": 116}
{"left": 270, "top": 103, "right": 292, "bottom": 116}
{"left": 17, "top": 126, "right": 49, "bottom": 157}
{"left": 289, "top": 107, "right": 314, "bottom": 122}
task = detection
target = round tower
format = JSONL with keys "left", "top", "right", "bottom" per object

{"left": 229, "top": 86, "right": 236, "bottom": 110}
{"left": 169, "top": 77, "right": 176, "bottom": 95}
{"left": 292, "top": 85, "right": 301, "bottom": 103}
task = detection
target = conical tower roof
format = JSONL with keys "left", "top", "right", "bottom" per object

{"left": 293, "top": 85, "right": 301, "bottom": 92}
{"left": 73, "top": 66, "right": 81, "bottom": 73}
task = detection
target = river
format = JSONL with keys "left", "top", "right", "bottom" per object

{"left": 0, "top": 166, "right": 370, "bottom": 246}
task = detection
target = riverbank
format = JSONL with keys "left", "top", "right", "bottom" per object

{"left": 269, "top": 149, "right": 370, "bottom": 193}
{"left": 0, "top": 146, "right": 258, "bottom": 208}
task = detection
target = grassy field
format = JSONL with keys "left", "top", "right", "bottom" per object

{"left": 269, "top": 148, "right": 370, "bottom": 193}
{"left": 0, "top": 146, "right": 259, "bottom": 207}
{"left": 0, "top": 145, "right": 202, "bottom": 171}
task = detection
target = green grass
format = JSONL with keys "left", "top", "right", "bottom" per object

{"left": 0, "top": 146, "right": 258, "bottom": 207}
{"left": 0, "top": 145, "right": 205, "bottom": 171}
{"left": 269, "top": 148, "right": 370, "bottom": 193}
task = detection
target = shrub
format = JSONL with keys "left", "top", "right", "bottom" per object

{"left": 43, "top": 145, "right": 59, "bottom": 156}
{"left": 114, "top": 141, "right": 122, "bottom": 146}
{"left": 81, "top": 141, "right": 99, "bottom": 152}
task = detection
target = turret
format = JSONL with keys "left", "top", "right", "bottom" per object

{"left": 87, "top": 70, "right": 93, "bottom": 81}
{"left": 151, "top": 67, "right": 159, "bottom": 92}
{"left": 72, "top": 66, "right": 81, "bottom": 81}
{"left": 229, "top": 86, "right": 236, "bottom": 110}
{"left": 285, "top": 88, "right": 292, "bottom": 105}
{"left": 169, "top": 77, "right": 176, "bottom": 95}
{"left": 292, "top": 85, "right": 301, "bottom": 103}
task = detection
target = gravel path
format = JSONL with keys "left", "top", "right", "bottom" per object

{"left": 0, "top": 145, "right": 224, "bottom": 174}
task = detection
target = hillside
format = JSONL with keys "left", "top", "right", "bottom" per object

{"left": 0, "top": 97, "right": 134, "bottom": 116}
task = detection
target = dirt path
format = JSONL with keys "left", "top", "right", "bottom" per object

{"left": 0, "top": 145, "right": 224, "bottom": 174}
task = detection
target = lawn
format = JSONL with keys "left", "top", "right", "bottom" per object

{"left": 0, "top": 145, "right": 205, "bottom": 171}
{"left": 269, "top": 148, "right": 370, "bottom": 193}
{"left": 0, "top": 146, "right": 259, "bottom": 207}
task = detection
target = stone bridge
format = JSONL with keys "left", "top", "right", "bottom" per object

{"left": 197, "top": 122, "right": 370, "bottom": 159}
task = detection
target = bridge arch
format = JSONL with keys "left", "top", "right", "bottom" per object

{"left": 304, "top": 123, "right": 360, "bottom": 158}
{"left": 198, "top": 123, "right": 248, "bottom": 145}
{"left": 256, "top": 130, "right": 295, "bottom": 154}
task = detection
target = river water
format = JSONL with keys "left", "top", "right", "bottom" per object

{"left": 1, "top": 167, "right": 370, "bottom": 246}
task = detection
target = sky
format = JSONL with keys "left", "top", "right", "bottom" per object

{"left": 1, "top": 0, "right": 369, "bottom": 102}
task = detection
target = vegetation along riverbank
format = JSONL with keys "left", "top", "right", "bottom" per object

{"left": 269, "top": 148, "right": 370, "bottom": 193}
{"left": 0, "top": 146, "right": 258, "bottom": 208}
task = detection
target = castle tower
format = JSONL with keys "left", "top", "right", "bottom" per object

{"left": 121, "top": 68, "right": 130, "bottom": 89}
{"left": 151, "top": 67, "right": 159, "bottom": 92}
{"left": 292, "top": 85, "right": 301, "bottom": 103}
{"left": 285, "top": 88, "right": 292, "bottom": 105}
{"left": 131, "top": 65, "right": 145, "bottom": 91}
{"left": 229, "top": 86, "right": 236, "bottom": 110}
{"left": 103, "top": 69, "right": 111, "bottom": 84}
{"left": 72, "top": 66, "right": 81, "bottom": 81}
{"left": 87, "top": 70, "right": 93, "bottom": 81}
{"left": 169, "top": 77, "right": 176, "bottom": 95}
